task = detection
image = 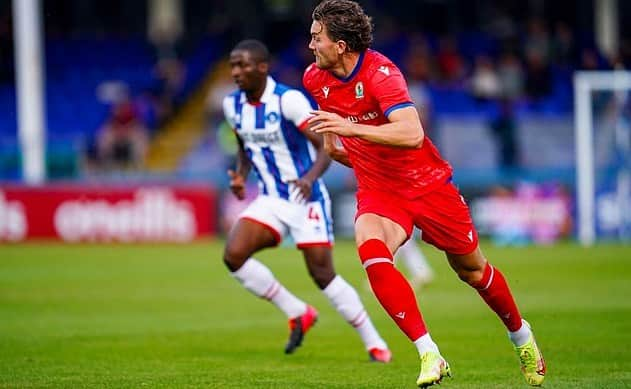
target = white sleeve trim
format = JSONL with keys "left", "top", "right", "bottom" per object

{"left": 280, "top": 89, "right": 313, "bottom": 129}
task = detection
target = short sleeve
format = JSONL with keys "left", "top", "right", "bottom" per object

{"left": 368, "top": 64, "right": 414, "bottom": 118}
{"left": 280, "top": 89, "right": 315, "bottom": 130}
{"left": 302, "top": 63, "right": 316, "bottom": 94}
{"left": 222, "top": 95, "right": 237, "bottom": 128}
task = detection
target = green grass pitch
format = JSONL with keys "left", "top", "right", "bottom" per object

{"left": 1, "top": 240, "right": 630, "bottom": 388}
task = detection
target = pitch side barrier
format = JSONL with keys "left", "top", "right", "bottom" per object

{"left": 0, "top": 184, "right": 217, "bottom": 242}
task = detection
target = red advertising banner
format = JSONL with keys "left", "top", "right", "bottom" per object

{"left": 0, "top": 184, "right": 216, "bottom": 242}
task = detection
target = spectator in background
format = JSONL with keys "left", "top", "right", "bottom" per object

{"left": 153, "top": 57, "right": 186, "bottom": 124}
{"left": 524, "top": 50, "right": 552, "bottom": 101}
{"left": 436, "top": 36, "right": 466, "bottom": 86}
{"left": 489, "top": 98, "right": 519, "bottom": 169}
{"left": 474, "top": 50, "right": 521, "bottom": 172}
{"left": 497, "top": 51, "right": 525, "bottom": 101}
{"left": 523, "top": 18, "right": 551, "bottom": 66}
{"left": 469, "top": 54, "right": 502, "bottom": 102}
{"left": 96, "top": 101, "right": 149, "bottom": 170}
{"left": 550, "top": 22, "right": 577, "bottom": 69}
{"left": 523, "top": 19, "right": 552, "bottom": 101}
{"left": 482, "top": 4, "right": 519, "bottom": 51}
{"left": 404, "top": 34, "right": 436, "bottom": 137}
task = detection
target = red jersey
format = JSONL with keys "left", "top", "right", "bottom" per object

{"left": 303, "top": 50, "right": 452, "bottom": 199}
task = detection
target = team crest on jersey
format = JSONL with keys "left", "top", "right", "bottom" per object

{"left": 355, "top": 82, "right": 364, "bottom": 99}
{"left": 266, "top": 111, "right": 279, "bottom": 124}
{"left": 322, "top": 86, "right": 330, "bottom": 98}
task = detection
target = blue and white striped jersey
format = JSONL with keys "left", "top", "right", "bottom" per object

{"left": 223, "top": 76, "right": 330, "bottom": 202}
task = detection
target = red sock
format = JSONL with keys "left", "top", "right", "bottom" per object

{"left": 358, "top": 239, "right": 427, "bottom": 340}
{"left": 474, "top": 262, "right": 523, "bottom": 332}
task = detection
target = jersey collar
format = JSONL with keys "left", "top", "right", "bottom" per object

{"left": 240, "top": 76, "right": 276, "bottom": 104}
{"left": 333, "top": 50, "right": 366, "bottom": 83}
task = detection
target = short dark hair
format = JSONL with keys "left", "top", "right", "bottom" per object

{"left": 312, "top": 0, "right": 373, "bottom": 52}
{"left": 232, "top": 39, "right": 270, "bottom": 63}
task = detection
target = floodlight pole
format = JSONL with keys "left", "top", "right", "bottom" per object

{"left": 13, "top": 0, "right": 46, "bottom": 184}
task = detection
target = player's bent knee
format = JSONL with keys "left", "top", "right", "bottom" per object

{"left": 222, "top": 255, "right": 241, "bottom": 272}
{"left": 355, "top": 230, "right": 388, "bottom": 247}
{"left": 223, "top": 244, "right": 249, "bottom": 272}
{"left": 456, "top": 268, "right": 484, "bottom": 286}
{"left": 447, "top": 249, "right": 486, "bottom": 285}
{"left": 307, "top": 266, "right": 336, "bottom": 289}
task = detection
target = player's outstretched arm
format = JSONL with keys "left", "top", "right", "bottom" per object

{"left": 309, "top": 106, "right": 424, "bottom": 148}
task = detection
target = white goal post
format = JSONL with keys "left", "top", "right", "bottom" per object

{"left": 574, "top": 71, "right": 631, "bottom": 246}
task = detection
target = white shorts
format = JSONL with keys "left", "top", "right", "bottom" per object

{"left": 238, "top": 195, "right": 334, "bottom": 248}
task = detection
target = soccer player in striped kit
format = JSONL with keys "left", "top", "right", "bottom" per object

{"left": 304, "top": 1, "right": 546, "bottom": 387}
{"left": 221, "top": 39, "right": 391, "bottom": 362}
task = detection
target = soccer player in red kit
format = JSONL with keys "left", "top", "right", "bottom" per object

{"left": 303, "top": 0, "right": 546, "bottom": 387}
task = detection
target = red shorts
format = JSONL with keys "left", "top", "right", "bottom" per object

{"left": 356, "top": 181, "right": 478, "bottom": 255}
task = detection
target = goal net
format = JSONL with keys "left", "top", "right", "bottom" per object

{"left": 574, "top": 71, "right": 631, "bottom": 245}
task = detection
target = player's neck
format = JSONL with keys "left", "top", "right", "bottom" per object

{"left": 331, "top": 52, "right": 361, "bottom": 79}
{"left": 245, "top": 78, "right": 267, "bottom": 103}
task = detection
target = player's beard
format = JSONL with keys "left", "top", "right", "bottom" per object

{"left": 315, "top": 56, "right": 332, "bottom": 70}
{"left": 314, "top": 52, "right": 333, "bottom": 70}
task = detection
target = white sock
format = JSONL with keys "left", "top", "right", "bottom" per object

{"left": 231, "top": 258, "right": 306, "bottom": 318}
{"left": 396, "top": 240, "right": 433, "bottom": 279}
{"left": 414, "top": 333, "right": 440, "bottom": 356}
{"left": 509, "top": 319, "right": 532, "bottom": 347}
{"left": 323, "top": 275, "right": 387, "bottom": 350}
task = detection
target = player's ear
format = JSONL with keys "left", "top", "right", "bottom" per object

{"left": 336, "top": 40, "right": 347, "bottom": 54}
{"left": 257, "top": 61, "right": 269, "bottom": 73}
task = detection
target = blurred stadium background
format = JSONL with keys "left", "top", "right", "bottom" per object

{"left": 1, "top": 1, "right": 631, "bottom": 387}
{"left": 1, "top": 0, "right": 630, "bottom": 244}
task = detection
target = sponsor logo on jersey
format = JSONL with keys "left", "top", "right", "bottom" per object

{"left": 355, "top": 82, "right": 364, "bottom": 99}
{"left": 346, "top": 111, "right": 379, "bottom": 123}
{"left": 239, "top": 130, "right": 281, "bottom": 144}
{"left": 378, "top": 65, "right": 390, "bottom": 76}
